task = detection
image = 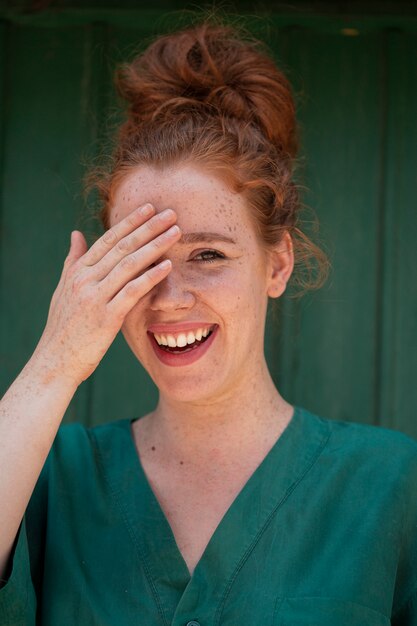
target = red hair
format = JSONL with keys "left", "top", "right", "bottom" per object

{"left": 87, "top": 20, "right": 328, "bottom": 291}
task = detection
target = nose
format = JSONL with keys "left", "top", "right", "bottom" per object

{"left": 149, "top": 266, "right": 196, "bottom": 312}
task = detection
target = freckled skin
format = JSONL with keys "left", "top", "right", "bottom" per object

{"left": 109, "top": 163, "right": 288, "bottom": 405}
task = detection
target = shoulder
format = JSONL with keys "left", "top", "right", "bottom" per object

{"left": 300, "top": 407, "right": 417, "bottom": 491}
{"left": 302, "top": 406, "right": 417, "bottom": 458}
{"left": 29, "top": 418, "right": 135, "bottom": 514}
{"left": 329, "top": 414, "right": 417, "bottom": 464}
{"left": 54, "top": 417, "right": 132, "bottom": 444}
{"left": 45, "top": 418, "right": 133, "bottom": 473}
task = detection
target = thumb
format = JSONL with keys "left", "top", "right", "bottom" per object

{"left": 66, "top": 230, "right": 88, "bottom": 264}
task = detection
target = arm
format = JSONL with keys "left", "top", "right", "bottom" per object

{"left": 0, "top": 356, "right": 78, "bottom": 582}
{"left": 0, "top": 204, "right": 180, "bottom": 581}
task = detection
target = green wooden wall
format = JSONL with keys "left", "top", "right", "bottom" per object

{"left": 0, "top": 5, "right": 416, "bottom": 438}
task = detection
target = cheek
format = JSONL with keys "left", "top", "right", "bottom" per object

{"left": 239, "top": 277, "right": 269, "bottom": 338}
{"left": 120, "top": 305, "right": 149, "bottom": 350}
{"left": 121, "top": 261, "right": 266, "bottom": 326}
{"left": 192, "top": 262, "right": 264, "bottom": 296}
{"left": 192, "top": 267, "right": 244, "bottom": 300}
{"left": 203, "top": 266, "right": 264, "bottom": 323}
{"left": 120, "top": 322, "right": 141, "bottom": 351}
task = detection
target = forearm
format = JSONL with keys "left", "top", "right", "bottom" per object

{"left": 0, "top": 206, "right": 178, "bottom": 583}
{"left": 0, "top": 354, "right": 78, "bottom": 580}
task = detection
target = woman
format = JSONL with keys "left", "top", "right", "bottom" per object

{"left": 0, "top": 20, "right": 416, "bottom": 626}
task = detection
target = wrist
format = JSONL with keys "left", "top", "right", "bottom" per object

{"left": 25, "top": 350, "right": 82, "bottom": 391}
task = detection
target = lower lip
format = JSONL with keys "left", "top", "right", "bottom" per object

{"left": 148, "top": 326, "right": 218, "bottom": 367}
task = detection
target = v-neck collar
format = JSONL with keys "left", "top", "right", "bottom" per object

{"left": 92, "top": 406, "right": 330, "bottom": 626}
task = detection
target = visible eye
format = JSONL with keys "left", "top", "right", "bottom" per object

{"left": 191, "top": 249, "right": 226, "bottom": 263}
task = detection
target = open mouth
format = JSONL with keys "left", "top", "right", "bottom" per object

{"left": 150, "top": 325, "right": 215, "bottom": 354}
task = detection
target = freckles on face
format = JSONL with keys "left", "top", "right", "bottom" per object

{"left": 109, "top": 164, "right": 274, "bottom": 398}
{"left": 110, "top": 164, "right": 264, "bottom": 248}
{"left": 110, "top": 163, "right": 270, "bottom": 310}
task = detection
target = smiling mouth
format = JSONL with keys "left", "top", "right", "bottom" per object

{"left": 150, "top": 325, "right": 215, "bottom": 354}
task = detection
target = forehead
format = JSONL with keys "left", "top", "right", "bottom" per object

{"left": 109, "top": 164, "right": 255, "bottom": 236}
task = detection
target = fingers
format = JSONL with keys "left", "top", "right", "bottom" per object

{"left": 38, "top": 207, "right": 180, "bottom": 386}
{"left": 82, "top": 203, "right": 156, "bottom": 267}
{"left": 108, "top": 259, "right": 172, "bottom": 319}
{"left": 91, "top": 208, "right": 178, "bottom": 282}
{"left": 64, "top": 231, "right": 88, "bottom": 266}
{"left": 101, "top": 224, "right": 181, "bottom": 300}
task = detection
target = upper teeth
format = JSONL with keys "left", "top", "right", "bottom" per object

{"left": 153, "top": 326, "right": 213, "bottom": 347}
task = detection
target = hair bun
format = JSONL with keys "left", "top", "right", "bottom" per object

{"left": 116, "top": 22, "right": 298, "bottom": 158}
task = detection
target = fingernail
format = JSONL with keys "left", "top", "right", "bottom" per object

{"left": 158, "top": 259, "right": 172, "bottom": 270}
{"left": 160, "top": 208, "right": 175, "bottom": 221}
{"left": 166, "top": 225, "right": 180, "bottom": 236}
{"left": 140, "top": 203, "right": 154, "bottom": 216}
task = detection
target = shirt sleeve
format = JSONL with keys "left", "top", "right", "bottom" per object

{"left": 0, "top": 516, "right": 37, "bottom": 626}
{"left": 0, "top": 429, "right": 52, "bottom": 626}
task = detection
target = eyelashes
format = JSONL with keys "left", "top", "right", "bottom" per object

{"left": 147, "top": 249, "right": 227, "bottom": 271}
{"left": 191, "top": 250, "right": 226, "bottom": 263}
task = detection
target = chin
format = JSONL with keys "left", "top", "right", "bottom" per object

{"left": 152, "top": 370, "right": 224, "bottom": 404}
{"left": 126, "top": 325, "right": 229, "bottom": 403}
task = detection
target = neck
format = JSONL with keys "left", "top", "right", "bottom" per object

{"left": 139, "top": 358, "right": 294, "bottom": 466}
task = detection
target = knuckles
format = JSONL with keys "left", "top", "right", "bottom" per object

{"left": 70, "top": 270, "right": 93, "bottom": 295}
{"left": 102, "top": 228, "right": 118, "bottom": 245}
{"left": 116, "top": 234, "right": 139, "bottom": 255}
{"left": 115, "top": 237, "right": 131, "bottom": 253}
{"left": 152, "top": 235, "right": 165, "bottom": 249}
{"left": 126, "top": 211, "right": 142, "bottom": 228}
{"left": 119, "top": 253, "right": 137, "bottom": 270}
{"left": 124, "top": 281, "right": 140, "bottom": 297}
{"left": 145, "top": 217, "right": 157, "bottom": 233}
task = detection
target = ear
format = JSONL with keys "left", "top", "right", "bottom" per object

{"left": 266, "top": 231, "right": 294, "bottom": 298}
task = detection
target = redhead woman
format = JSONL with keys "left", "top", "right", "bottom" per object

{"left": 0, "top": 20, "right": 416, "bottom": 626}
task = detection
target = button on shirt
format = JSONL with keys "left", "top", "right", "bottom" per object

{"left": 1, "top": 407, "right": 417, "bottom": 625}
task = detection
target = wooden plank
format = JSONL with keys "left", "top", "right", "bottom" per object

{"left": 1, "top": 6, "right": 417, "bottom": 33}
{"left": 87, "top": 23, "right": 161, "bottom": 424}
{"left": 0, "top": 22, "right": 108, "bottom": 425}
{"left": 11, "top": 0, "right": 417, "bottom": 12}
{"left": 70, "top": 21, "right": 113, "bottom": 426}
{"left": 0, "top": 20, "right": 9, "bottom": 387}
{"left": 266, "top": 26, "right": 385, "bottom": 424}
{"left": 378, "top": 29, "right": 417, "bottom": 438}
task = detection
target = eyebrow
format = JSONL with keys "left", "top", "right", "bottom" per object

{"left": 178, "top": 232, "right": 236, "bottom": 245}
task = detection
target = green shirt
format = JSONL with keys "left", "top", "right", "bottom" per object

{"left": 1, "top": 406, "right": 417, "bottom": 625}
